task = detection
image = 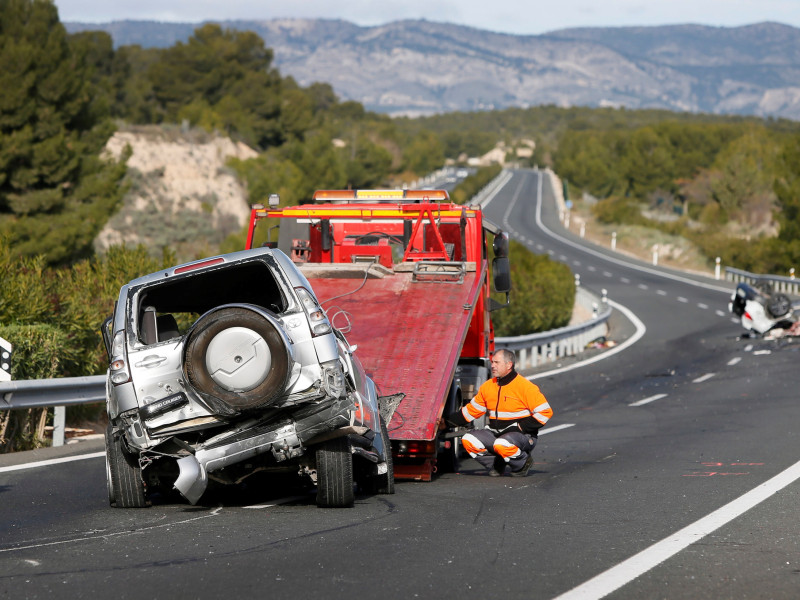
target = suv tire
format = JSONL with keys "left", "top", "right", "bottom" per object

{"left": 315, "top": 437, "right": 354, "bottom": 508}
{"left": 106, "top": 424, "right": 148, "bottom": 508}
{"left": 185, "top": 307, "right": 291, "bottom": 413}
{"left": 366, "top": 416, "right": 395, "bottom": 495}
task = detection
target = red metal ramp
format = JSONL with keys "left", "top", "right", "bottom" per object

{"left": 303, "top": 265, "right": 483, "bottom": 442}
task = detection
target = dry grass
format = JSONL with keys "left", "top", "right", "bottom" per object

{"left": 567, "top": 200, "right": 717, "bottom": 277}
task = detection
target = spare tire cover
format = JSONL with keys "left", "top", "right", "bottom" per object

{"left": 184, "top": 307, "right": 292, "bottom": 412}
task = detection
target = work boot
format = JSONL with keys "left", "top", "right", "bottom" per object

{"left": 510, "top": 454, "right": 534, "bottom": 477}
{"left": 489, "top": 457, "right": 505, "bottom": 477}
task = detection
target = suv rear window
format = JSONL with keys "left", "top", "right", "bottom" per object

{"left": 134, "top": 261, "right": 288, "bottom": 345}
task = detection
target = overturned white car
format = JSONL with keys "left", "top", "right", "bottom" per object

{"left": 101, "top": 248, "right": 393, "bottom": 508}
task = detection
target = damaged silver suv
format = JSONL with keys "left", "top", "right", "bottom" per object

{"left": 101, "top": 247, "right": 393, "bottom": 508}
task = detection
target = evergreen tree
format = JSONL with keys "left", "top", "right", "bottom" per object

{"left": 0, "top": 0, "right": 126, "bottom": 264}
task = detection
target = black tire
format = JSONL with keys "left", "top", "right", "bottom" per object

{"left": 316, "top": 437, "right": 354, "bottom": 508}
{"left": 366, "top": 417, "right": 395, "bottom": 495}
{"left": 437, "top": 383, "right": 462, "bottom": 474}
{"left": 105, "top": 424, "right": 148, "bottom": 508}
{"left": 184, "top": 307, "right": 291, "bottom": 413}
{"left": 767, "top": 293, "right": 792, "bottom": 319}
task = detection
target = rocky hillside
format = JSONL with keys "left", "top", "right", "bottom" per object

{"left": 64, "top": 19, "right": 800, "bottom": 120}
{"left": 96, "top": 126, "right": 257, "bottom": 260}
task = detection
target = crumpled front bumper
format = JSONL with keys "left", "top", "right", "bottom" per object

{"left": 174, "top": 397, "right": 354, "bottom": 504}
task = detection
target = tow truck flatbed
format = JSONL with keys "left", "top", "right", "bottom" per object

{"left": 301, "top": 263, "right": 483, "bottom": 443}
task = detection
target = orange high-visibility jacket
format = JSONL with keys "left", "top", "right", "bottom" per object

{"left": 461, "top": 373, "right": 553, "bottom": 435}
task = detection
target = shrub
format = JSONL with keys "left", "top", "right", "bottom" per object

{"left": 0, "top": 323, "right": 69, "bottom": 453}
{"left": 491, "top": 241, "right": 575, "bottom": 336}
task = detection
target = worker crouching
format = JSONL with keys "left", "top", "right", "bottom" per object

{"left": 447, "top": 349, "right": 553, "bottom": 476}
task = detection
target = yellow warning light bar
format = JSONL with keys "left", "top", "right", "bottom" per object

{"left": 262, "top": 205, "right": 473, "bottom": 220}
{"left": 311, "top": 189, "right": 450, "bottom": 203}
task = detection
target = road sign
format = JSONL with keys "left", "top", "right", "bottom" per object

{"left": 0, "top": 336, "right": 11, "bottom": 382}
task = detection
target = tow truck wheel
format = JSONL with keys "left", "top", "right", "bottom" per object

{"left": 185, "top": 307, "right": 291, "bottom": 412}
{"left": 366, "top": 417, "right": 395, "bottom": 495}
{"left": 315, "top": 437, "right": 355, "bottom": 508}
{"left": 105, "top": 424, "right": 148, "bottom": 508}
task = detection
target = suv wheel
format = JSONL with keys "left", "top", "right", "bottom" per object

{"left": 366, "top": 417, "right": 395, "bottom": 494}
{"left": 185, "top": 307, "right": 291, "bottom": 412}
{"left": 315, "top": 437, "right": 354, "bottom": 508}
{"left": 105, "top": 424, "right": 148, "bottom": 508}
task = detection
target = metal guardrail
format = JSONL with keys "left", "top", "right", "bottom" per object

{"left": 0, "top": 375, "right": 105, "bottom": 447}
{"left": 725, "top": 267, "right": 800, "bottom": 296}
{"left": 495, "top": 286, "right": 611, "bottom": 370}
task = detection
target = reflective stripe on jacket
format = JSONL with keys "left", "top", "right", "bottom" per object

{"left": 461, "top": 373, "right": 552, "bottom": 434}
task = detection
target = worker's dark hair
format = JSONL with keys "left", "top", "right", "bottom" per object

{"left": 495, "top": 348, "right": 516, "bottom": 366}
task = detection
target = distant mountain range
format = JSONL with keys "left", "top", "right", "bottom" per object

{"left": 64, "top": 18, "right": 800, "bottom": 120}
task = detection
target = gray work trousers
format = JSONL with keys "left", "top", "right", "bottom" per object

{"left": 462, "top": 428, "right": 536, "bottom": 472}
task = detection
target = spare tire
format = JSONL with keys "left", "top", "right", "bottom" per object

{"left": 184, "top": 307, "right": 292, "bottom": 413}
{"left": 767, "top": 293, "right": 792, "bottom": 319}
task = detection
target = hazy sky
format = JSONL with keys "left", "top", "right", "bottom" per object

{"left": 54, "top": 0, "right": 800, "bottom": 35}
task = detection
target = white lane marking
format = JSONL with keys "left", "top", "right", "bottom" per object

{"left": 529, "top": 299, "right": 647, "bottom": 380}
{"left": 536, "top": 244, "right": 543, "bottom": 250}
{"left": 656, "top": 290, "right": 667, "bottom": 296}
{"left": 553, "top": 458, "right": 800, "bottom": 600}
{"left": 697, "top": 303, "right": 708, "bottom": 309}
{"left": 574, "top": 260, "right": 582, "bottom": 266}
{"left": 716, "top": 310, "right": 727, "bottom": 317}
{"left": 677, "top": 297, "right": 688, "bottom": 303}
{"left": 560, "top": 254, "right": 568, "bottom": 261}
{"left": 620, "top": 277, "right": 630, "bottom": 284}
{"left": 638, "top": 284, "right": 648, "bottom": 290}
{"left": 629, "top": 394, "right": 668, "bottom": 407}
{"left": 727, "top": 357, "right": 742, "bottom": 366}
{"left": 603, "top": 271, "right": 613, "bottom": 277}
{"left": 744, "top": 344, "right": 753, "bottom": 352}
{"left": 693, "top": 373, "right": 715, "bottom": 383}
{"left": 588, "top": 265, "right": 597, "bottom": 272}
{"left": 0, "top": 451, "right": 106, "bottom": 474}
{"left": 0, "top": 507, "right": 224, "bottom": 554}
{"left": 539, "top": 423, "right": 575, "bottom": 435}
{"left": 731, "top": 317, "right": 741, "bottom": 324}
{"left": 753, "top": 350, "right": 772, "bottom": 355}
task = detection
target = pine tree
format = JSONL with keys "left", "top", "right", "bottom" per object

{"left": 0, "top": 0, "right": 125, "bottom": 264}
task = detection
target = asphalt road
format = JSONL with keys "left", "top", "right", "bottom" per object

{"left": 1, "top": 169, "right": 798, "bottom": 600}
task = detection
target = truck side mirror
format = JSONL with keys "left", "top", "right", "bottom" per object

{"left": 493, "top": 232, "right": 509, "bottom": 258}
{"left": 492, "top": 257, "right": 511, "bottom": 293}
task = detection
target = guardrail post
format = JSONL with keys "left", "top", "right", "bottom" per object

{"left": 579, "top": 223, "right": 585, "bottom": 238}
{"left": 790, "top": 268, "right": 795, "bottom": 280}
{"left": 652, "top": 244, "right": 659, "bottom": 266}
{"left": 611, "top": 232, "right": 617, "bottom": 251}
{"left": 715, "top": 257, "right": 721, "bottom": 280}
{"left": 53, "top": 406, "right": 65, "bottom": 447}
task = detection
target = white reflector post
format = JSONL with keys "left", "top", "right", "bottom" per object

{"left": 0, "top": 336, "right": 11, "bottom": 382}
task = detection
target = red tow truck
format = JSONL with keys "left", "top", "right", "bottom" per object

{"left": 246, "top": 189, "right": 510, "bottom": 481}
